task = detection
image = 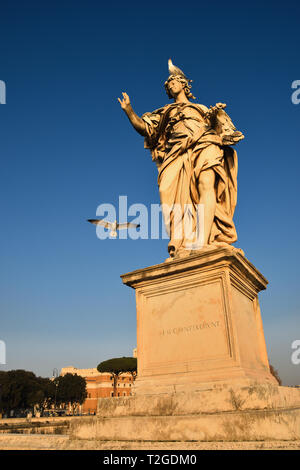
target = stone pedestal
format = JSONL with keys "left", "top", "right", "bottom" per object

{"left": 121, "top": 247, "right": 277, "bottom": 395}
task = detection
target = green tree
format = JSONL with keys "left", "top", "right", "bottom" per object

{"left": 36, "top": 376, "right": 57, "bottom": 411}
{"left": 0, "top": 370, "right": 55, "bottom": 414}
{"left": 0, "top": 371, "right": 7, "bottom": 413}
{"left": 56, "top": 373, "right": 87, "bottom": 413}
{"left": 97, "top": 357, "right": 137, "bottom": 397}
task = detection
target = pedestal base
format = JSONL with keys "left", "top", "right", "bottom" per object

{"left": 70, "top": 384, "right": 300, "bottom": 441}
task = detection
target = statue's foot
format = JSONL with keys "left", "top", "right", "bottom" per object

{"left": 165, "top": 246, "right": 190, "bottom": 262}
{"left": 174, "top": 248, "right": 191, "bottom": 259}
{"left": 166, "top": 245, "right": 219, "bottom": 261}
{"left": 189, "top": 244, "right": 217, "bottom": 254}
{"left": 165, "top": 246, "right": 176, "bottom": 262}
{"left": 164, "top": 243, "right": 245, "bottom": 262}
{"left": 210, "top": 242, "right": 245, "bottom": 256}
{"left": 189, "top": 243, "right": 245, "bottom": 257}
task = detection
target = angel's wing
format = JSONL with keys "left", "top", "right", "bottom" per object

{"left": 87, "top": 219, "right": 112, "bottom": 229}
{"left": 117, "top": 223, "right": 140, "bottom": 230}
{"left": 208, "top": 104, "right": 244, "bottom": 146}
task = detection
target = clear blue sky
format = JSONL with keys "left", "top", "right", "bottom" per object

{"left": 0, "top": 0, "right": 299, "bottom": 385}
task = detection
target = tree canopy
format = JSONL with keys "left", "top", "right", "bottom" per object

{"left": 97, "top": 357, "right": 137, "bottom": 397}
{"left": 0, "top": 370, "right": 56, "bottom": 412}
{"left": 0, "top": 369, "right": 87, "bottom": 413}
{"left": 55, "top": 373, "right": 87, "bottom": 406}
{"left": 97, "top": 357, "right": 137, "bottom": 376}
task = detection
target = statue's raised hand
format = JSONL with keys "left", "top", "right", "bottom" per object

{"left": 117, "top": 92, "right": 146, "bottom": 136}
{"left": 118, "top": 92, "right": 131, "bottom": 111}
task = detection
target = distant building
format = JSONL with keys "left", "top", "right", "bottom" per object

{"left": 60, "top": 366, "right": 134, "bottom": 414}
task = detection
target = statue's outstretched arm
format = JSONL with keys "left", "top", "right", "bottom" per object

{"left": 118, "top": 92, "right": 146, "bottom": 137}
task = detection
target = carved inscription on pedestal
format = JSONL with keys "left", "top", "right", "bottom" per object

{"left": 160, "top": 321, "right": 220, "bottom": 337}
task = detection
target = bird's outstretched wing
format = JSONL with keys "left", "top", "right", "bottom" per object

{"left": 206, "top": 103, "right": 244, "bottom": 146}
{"left": 87, "top": 219, "right": 112, "bottom": 229}
{"left": 117, "top": 223, "right": 140, "bottom": 230}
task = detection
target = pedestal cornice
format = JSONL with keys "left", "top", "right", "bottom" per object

{"left": 121, "top": 247, "right": 268, "bottom": 295}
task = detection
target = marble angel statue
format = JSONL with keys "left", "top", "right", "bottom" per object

{"left": 118, "top": 59, "right": 244, "bottom": 259}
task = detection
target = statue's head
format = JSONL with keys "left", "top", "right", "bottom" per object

{"left": 164, "top": 75, "right": 195, "bottom": 100}
{"left": 164, "top": 59, "right": 195, "bottom": 100}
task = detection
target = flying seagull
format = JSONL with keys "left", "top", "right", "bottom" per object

{"left": 87, "top": 219, "right": 140, "bottom": 238}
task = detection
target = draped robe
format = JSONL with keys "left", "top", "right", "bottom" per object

{"left": 142, "top": 102, "right": 238, "bottom": 255}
